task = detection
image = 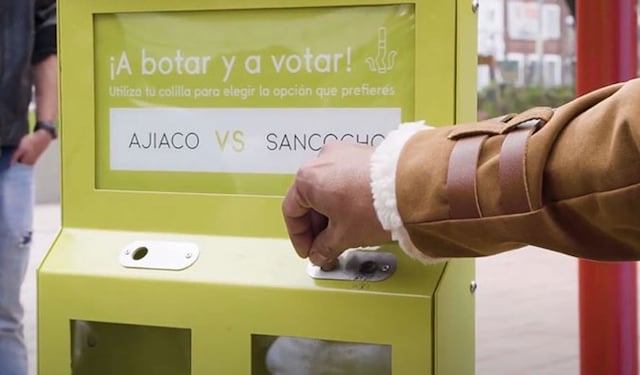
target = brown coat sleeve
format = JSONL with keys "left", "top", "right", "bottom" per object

{"left": 396, "top": 79, "right": 640, "bottom": 261}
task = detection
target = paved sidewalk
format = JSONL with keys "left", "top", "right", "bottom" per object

{"left": 23, "top": 204, "right": 586, "bottom": 374}
{"left": 23, "top": 204, "right": 61, "bottom": 375}
{"left": 475, "top": 247, "right": 579, "bottom": 374}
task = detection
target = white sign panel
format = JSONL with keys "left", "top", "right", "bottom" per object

{"left": 110, "top": 107, "right": 400, "bottom": 174}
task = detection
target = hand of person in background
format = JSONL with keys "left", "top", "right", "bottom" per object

{"left": 10, "top": 130, "right": 53, "bottom": 165}
{"left": 282, "top": 142, "right": 391, "bottom": 269}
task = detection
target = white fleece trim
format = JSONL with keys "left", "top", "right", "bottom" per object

{"left": 370, "top": 121, "right": 447, "bottom": 264}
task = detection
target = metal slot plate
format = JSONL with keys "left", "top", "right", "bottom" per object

{"left": 119, "top": 240, "right": 199, "bottom": 270}
{"left": 306, "top": 249, "right": 397, "bottom": 282}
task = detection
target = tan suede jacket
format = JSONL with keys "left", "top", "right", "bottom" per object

{"left": 396, "top": 79, "right": 640, "bottom": 261}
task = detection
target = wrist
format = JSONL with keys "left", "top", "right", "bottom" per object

{"left": 34, "top": 121, "right": 57, "bottom": 140}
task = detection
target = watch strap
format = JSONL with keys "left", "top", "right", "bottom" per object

{"left": 34, "top": 121, "right": 57, "bottom": 139}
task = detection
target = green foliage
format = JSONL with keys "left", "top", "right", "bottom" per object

{"left": 477, "top": 84, "right": 575, "bottom": 119}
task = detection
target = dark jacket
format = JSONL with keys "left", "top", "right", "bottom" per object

{"left": 396, "top": 79, "right": 640, "bottom": 261}
{"left": 0, "top": 0, "right": 56, "bottom": 147}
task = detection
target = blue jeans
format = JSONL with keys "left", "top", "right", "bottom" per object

{"left": 0, "top": 151, "right": 34, "bottom": 375}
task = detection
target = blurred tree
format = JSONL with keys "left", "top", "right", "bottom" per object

{"left": 477, "top": 84, "right": 575, "bottom": 119}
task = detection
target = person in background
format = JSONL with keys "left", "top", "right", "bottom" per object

{"left": 0, "top": 1, "right": 58, "bottom": 374}
{"left": 283, "top": 78, "right": 639, "bottom": 269}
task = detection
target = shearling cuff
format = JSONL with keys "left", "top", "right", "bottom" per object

{"left": 370, "top": 121, "right": 447, "bottom": 264}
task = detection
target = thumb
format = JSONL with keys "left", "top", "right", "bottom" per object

{"left": 10, "top": 147, "right": 24, "bottom": 165}
{"left": 308, "top": 226, "right": 343, "bottom": 269}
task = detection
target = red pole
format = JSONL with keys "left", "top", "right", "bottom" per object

{"left": 577, "top": 1, "right": 638, "bottom": 374}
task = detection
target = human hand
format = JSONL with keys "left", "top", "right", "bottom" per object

{"left": 283, "top": 142, "right": 391, "bottom": 269}
{"left": 10, "top": 130, "right": 52, "bottom": 165}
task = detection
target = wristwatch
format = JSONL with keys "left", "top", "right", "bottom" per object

{"left": 34, "top": 121, "right": 58, "bottom": 140}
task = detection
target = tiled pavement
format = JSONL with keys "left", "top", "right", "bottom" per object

{"left": 24, "top": 204, "right": 587, "bottom": 374}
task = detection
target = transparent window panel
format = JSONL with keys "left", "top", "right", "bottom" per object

{"left": 71, "top": 320, "right": 191, "bottom": 375}
{"left": 253, "top": 335, "right": 391, "bottom": 375}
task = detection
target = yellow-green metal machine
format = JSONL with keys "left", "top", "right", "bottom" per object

{"left": 38, "top": 1, "right": 477, "bottom": 373}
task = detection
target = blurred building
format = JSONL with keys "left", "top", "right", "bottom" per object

{"left": 477, "top": 0, "right": 575, "bottom": 90}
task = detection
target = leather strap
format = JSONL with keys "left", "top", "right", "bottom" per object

{"left": 447, "top": 135, "right": 487, "bottom": 219}
{"left": 499, "top": 125, "right": 536, "bottom": 214}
